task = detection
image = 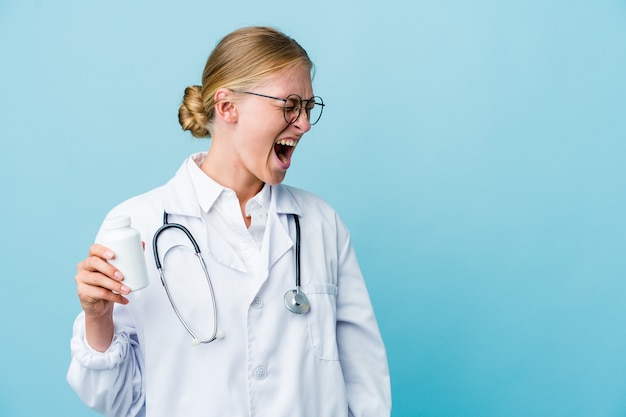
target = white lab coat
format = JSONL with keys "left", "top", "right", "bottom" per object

{"left": 67, "top": 153, "right": 391, "bottom": 417}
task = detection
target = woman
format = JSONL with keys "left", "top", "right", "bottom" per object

{"left": 67, "top": 26, "right": 391, "bottom": 417}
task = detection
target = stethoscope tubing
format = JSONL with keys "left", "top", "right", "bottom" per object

{"left": 153, "top": 212, "right": 200, "bottom": 269}
{"left": 153, "top": 212, "right": 219, "bottom": 344}
{"left": 293, "top": 213, "right": 301, "bottom": 289}
{"left": 152, "top": 211, "right": 308, "bottom": 345}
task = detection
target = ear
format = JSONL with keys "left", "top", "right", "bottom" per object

{"left": 213, "top": 88, "right": 238, "bottom": 123}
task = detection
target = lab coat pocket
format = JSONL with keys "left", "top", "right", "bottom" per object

{"left": 303, "top": 283, "right": 339, "bottom": 361}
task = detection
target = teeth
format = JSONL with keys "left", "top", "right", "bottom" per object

{"left": 276, "top": 139, "right": 296, "bottom": 147}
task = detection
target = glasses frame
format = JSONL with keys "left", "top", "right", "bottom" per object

{"left": 236, "top": 91, "right": 325, "bottom": 125}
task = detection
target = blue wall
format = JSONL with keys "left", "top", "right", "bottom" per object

{"left": 1, "top": 1, "right": 625, "bottom": 416}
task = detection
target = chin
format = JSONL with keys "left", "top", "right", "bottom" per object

{"left": 266, "top": 173, "right": 287, "bottom": 186}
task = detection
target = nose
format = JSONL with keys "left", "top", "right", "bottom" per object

{"left": 292, "top": 109, "right": 311, "bottom": 133}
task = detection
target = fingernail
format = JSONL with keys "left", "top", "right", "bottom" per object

{"left": 120, "top": 285, "right": 131, "bottom": 294}
{"left": 114, "top": 271, "right": 124, "bottom": 280}
{"left": 104, "top": 250, "right": 114, "bottom": 259}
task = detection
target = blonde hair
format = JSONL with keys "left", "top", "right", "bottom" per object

{"left": 179, "top": 26, "right": 313, "bottom": 138}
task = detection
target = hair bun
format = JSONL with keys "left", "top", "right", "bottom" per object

{"left": 178, "top": 85, "right": 210, "bottom": 138}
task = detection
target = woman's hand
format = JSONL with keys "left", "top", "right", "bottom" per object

{"left": 75, "top": 243, "right": 131, "bottom": 351}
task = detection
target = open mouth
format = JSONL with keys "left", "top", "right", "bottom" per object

{"left": 274, "top": 139, "right": 297, "bottom": 165}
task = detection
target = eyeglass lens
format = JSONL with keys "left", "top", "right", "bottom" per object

{"left": 284, "top": 94, "right": 324, "bottom": 125}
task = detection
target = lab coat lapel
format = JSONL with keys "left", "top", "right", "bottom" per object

{"left": 160, "top": 156, "right": 247, "bottom": 273}
{"left": 262, "top": 211, "right": 293, "bottom": 276}
{"left": 259, "top": 185, "right": 303, "bottom": 278}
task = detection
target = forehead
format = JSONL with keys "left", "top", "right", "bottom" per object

{"left": 258, "top": 65, "right": 313, "bottom": 97}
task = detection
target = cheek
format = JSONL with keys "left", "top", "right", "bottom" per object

{"left": 238, "top": 113, "right": 288, "bottom": 161}
{"left": 241, "top": 132, "right": 277, "bottom": 165}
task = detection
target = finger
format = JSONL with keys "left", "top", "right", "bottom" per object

{"left": 78, "top": 253, "right": 124, "bottom": 281}
{"left": 77, "top": 281, "right": 129, "bottom": 306}
{"left": 77, "top": 270, "right": 131, "bottom": 299}
{"left": 77, "top": 268, "right": 131, "bottom": 294}
{"left": 88, "top": 243, "right": 115, "bottom": 261}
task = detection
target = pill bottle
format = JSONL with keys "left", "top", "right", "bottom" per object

{"left": 101, "top": 215, "right": 150, "bottom": 292}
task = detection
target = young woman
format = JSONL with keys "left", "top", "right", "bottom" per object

{"left": 68, "top": 26, "right": 391, "bottom": 417}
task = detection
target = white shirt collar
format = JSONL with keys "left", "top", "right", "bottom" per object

{"left": 186, "top": 152, "right": 271, "bottom": 216}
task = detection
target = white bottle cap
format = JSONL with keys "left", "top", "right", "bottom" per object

{"left": 104, "top": 215, "right": 131, "bottom": 230}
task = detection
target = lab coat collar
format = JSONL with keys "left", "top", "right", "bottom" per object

{"left": 161, "top": 155, "right": 204, "bottom": 219}
{"left": 187, "top": 152, "right": 225, "bottom": 214}
{"left": 272, "top": 185, "right": 302, "bottom": 217}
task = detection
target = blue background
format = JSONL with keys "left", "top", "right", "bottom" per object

{"left": 1, "top": 1, "right": 625, "bottom": 416}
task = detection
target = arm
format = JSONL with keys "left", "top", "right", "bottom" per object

{"left": 67, "top": 311, "right": 145, "bottom": 417}
{"left": 75, "top": 243, "right": 130, "bottom": 350}
{"left": 335, "top": 217, "right": 392, "bottom": 417}
{"left": 67, "top": 244, "right": 145, "bottom": 417}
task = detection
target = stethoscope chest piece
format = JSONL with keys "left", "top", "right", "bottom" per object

{"left": 284, "top": 213, "right": 309, "bottom": 314}
{"left": 284, "top": 289, "right": 310, "bottom": 314}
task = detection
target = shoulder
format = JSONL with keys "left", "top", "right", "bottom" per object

{"left": 96, "top": 185, "right": 168, "bottom": 241}
{"left": 279, "top": 184, "right": 337, "bottom": 214}
{"left": 277, "top": 185, "right": 356, "bottom": 262}
{"left": 103, "top": 156, "right": 195, "bottom": 228}
{"left": 276, "top": 184, "right": 350, "bottom": 233}
{"left": 108, "top": 185, "right": 167, "bottom": 217}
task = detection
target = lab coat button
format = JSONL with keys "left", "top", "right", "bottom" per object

{"left": 254, "top": 367, "right": 267, "bottom": 380}
{"left": 251, "top": 297, "right": 264, "bottom": 309}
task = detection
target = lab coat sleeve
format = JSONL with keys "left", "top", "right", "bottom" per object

{"left": 335, "top": 214, "right": 392, "bottom": 417}
{"left": 67, "top": 311, "right": 145, "bottom": 417}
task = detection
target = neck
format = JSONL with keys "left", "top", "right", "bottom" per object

{"left": 200, "top": 147, "right": 263, "bottom": 212}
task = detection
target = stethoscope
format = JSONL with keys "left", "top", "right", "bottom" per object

{"left": 152, "top": 211, "right": 310, "bottom": 346}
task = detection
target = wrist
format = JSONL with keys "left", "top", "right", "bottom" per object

{"left": 84, "top": 314, "right": 115, "bottom": 352}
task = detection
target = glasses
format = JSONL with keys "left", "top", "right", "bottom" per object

{"left": 237, "top": 91, "right": 325, "bottom": 125}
